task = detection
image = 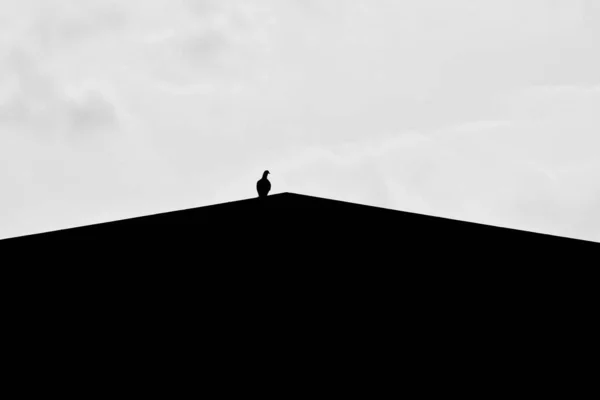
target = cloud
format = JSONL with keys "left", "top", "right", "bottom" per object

{"left": 0, "top": 48, "right": 120, "bottom": 143}
{"left": 67, "top": 90, "right": 119, "bottom": 135}
{"left": 1, "top": 1, "right": 599, "bottom": 243}
{"left": 262, "top": 81, "right": 600, "bottom": 242}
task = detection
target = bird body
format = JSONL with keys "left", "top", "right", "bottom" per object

{"left": 257, "top": 170, "right": 271, "bottom": 198}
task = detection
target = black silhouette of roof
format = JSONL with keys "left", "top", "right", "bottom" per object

{"left": 3, "top": 192, "right": 596, "bottom": 266}
{"left": 2, "top": 192, "right": 595, "bottom": 387}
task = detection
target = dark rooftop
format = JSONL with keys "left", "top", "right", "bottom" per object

{"left": 2, "top": 192, "right": 594, "bottom": 389}
{"left": 2, "top": 191, "right": 596, "bottom": 267}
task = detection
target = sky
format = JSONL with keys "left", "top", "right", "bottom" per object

{"left": 1, "top": 0, "right": 599, "bottom": 242}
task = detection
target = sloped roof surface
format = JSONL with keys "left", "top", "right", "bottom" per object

{"left": 2, "top": 192, "right": 596, "bottom": 266}
{"left": 2, "top": 192, "right": 595, "bottom": 372}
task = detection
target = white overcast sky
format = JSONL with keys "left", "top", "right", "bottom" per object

{"left": 1, "top": 0, "right": 599, "bottom": 242}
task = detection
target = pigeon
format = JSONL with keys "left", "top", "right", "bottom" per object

{"left": 257, "top": 170, "right": 271, "bottom": 198}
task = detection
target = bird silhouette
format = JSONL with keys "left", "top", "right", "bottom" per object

{"left": 257, "top": 170, "right": 271, "bottom": 198}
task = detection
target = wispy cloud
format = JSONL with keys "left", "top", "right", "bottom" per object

{"left": 1, "top": 0, "right": 599, "bottom": 242}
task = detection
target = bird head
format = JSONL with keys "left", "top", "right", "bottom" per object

{"left": 263, "top": 170, "right": 270, "bottom": 178}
